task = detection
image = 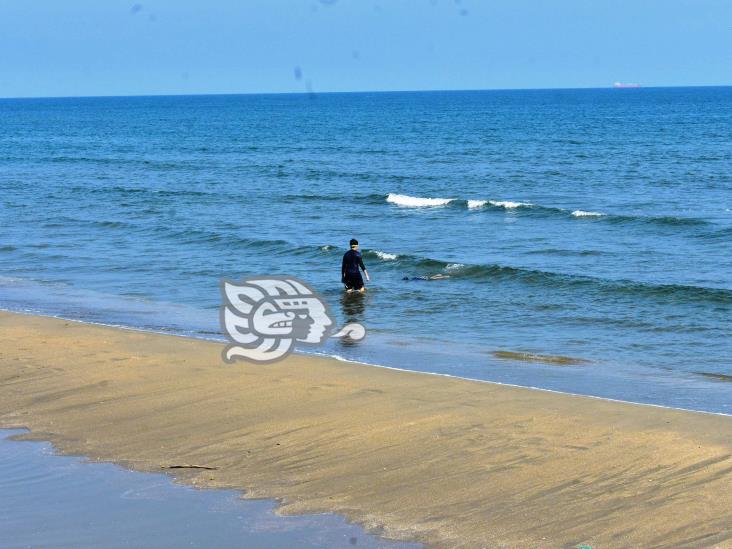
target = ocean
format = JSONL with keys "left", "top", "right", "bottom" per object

{"left": 1, "top": 87, "right": 730, "bottom": 413}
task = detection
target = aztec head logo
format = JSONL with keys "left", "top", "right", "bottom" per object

{"left": 220, "top": 277, "right": 365, "bottom": 363}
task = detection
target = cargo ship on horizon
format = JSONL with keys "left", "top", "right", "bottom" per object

{"left": 613, "top": 82, "right": 641, "bottom": 89}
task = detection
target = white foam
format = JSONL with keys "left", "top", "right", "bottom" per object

{"left": 467, "top": 200, "right": 488, "bottom": 209}
{"left": 445, "top": 263, "right": 465, "bottom": 271}
{"left": 572, "top": 210, "right": 606, "bottom": 217}
{"left": 373, "top": 250, "right": 398, "bottom": 261}
{"left": 489, "top": 200, "right": 531, "bottom": 209}
{"left": 386, "top": 193, "right": 453, "bottom": 207}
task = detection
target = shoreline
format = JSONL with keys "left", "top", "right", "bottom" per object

{"left": 1, "top": 310, "right": 731, "bottom": 547}
{"left": 4, "top": 307, "right": 730, "bottom": 418}
{"left": 0, "top": 428, "right": 414, "bottom": 549}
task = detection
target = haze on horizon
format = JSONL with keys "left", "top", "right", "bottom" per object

{"left": 1, "top": 0, "right": 730, "bottom": 99}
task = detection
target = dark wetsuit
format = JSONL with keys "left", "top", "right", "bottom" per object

{"left": 342, "top": 249, "right": 366, "bottom": 290}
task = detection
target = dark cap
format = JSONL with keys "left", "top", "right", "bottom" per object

{"left": 349, "top": 238, "right": 358, "bottom": 247}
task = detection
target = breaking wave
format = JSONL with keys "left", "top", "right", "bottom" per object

{"left": 467, "top": 199, "right": 532, "bottom": 209}
{"left": 384, "top": 193, "right": 710, "bottom": 228}
{"left": 372, "top": 250, "right": 399, "bottom": 261}
{"left": 487, "top": 200, "right": 533, "bottom": 209}
{"left": 572, "top": 210, "right": 606, "bottom": 217}
{"left": 466, "top": 199, "right": 487, "bottom": 209}
{"left": 386, "top": 193, "right": 454, "bottom": 207}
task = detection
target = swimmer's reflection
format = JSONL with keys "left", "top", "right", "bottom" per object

{"left": 340, "top": 290, "right": 366, "bottom": 319}
{"left": 338, "top": 292, "right": 367, "bottom": 346}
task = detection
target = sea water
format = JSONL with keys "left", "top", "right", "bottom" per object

{"left": 1, "top": 88, "right": 731, "bottom": 413}
{"left": 0, "top": 430, "right": 418, "bottom": 548}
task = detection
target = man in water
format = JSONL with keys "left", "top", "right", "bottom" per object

{"left": 342, "top": 238, "right": 370, "bottom": 293}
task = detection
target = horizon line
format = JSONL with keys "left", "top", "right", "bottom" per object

{"left": 2, "top": 83, "right": 731, "bottom": 101}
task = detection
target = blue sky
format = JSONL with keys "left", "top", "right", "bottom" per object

{"left": 1, "top": 0, "right": 730, "bottom": 97}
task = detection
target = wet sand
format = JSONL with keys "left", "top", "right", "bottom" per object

{"left": 0, "top": 311, "right": 730, "bottom": 548}
{"left": 0, "top": 428, "right": 414, "bottom": 549}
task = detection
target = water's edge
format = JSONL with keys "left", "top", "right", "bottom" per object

{"left": 0, "top": 426, "right": 419, "bottom": 549}
{"left": 3, "top": 307, "right": 729, "bottom": 418}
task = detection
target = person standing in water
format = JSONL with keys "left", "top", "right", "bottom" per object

{"left": 342, "top": 238, "right": 370, "bottom": 293}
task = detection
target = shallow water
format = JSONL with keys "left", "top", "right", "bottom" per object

{"left": 1, "top": 88, "right": 731, "bottom": 413}
{"left": 0, "top": 429, "right": 418, "bottom": 548}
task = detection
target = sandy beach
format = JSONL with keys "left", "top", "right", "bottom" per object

{"left": 0, "top": 310, "right": 730, "bottom": 548}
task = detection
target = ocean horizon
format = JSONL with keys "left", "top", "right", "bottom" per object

{"left": 3, "top": 83, "right": 731, "bottom": 101}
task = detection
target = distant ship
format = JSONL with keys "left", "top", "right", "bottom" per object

{"left": 613, "top": 82, "right": 641, "bottom": 89}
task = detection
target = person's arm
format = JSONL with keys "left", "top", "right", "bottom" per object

{"left": 341, "top": 254, "right": 347, "bottom": 283}
{"left": 359, "top": 256, "right": 370, "bottom": 281}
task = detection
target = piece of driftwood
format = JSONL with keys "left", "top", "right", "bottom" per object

{"left": 163, "top": 464, "right": 218, "bottom": 470}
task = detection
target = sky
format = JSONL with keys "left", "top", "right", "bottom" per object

{"left": 1, "top": 0, "right": 730, "bottom": 98}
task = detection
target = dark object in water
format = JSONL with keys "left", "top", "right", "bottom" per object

{"left": 693, "top": 371, "right": 732, "bottom": 383}
{"left": 493, "top": 351, "right": 590, "bottom": 366}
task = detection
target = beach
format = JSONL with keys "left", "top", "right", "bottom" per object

{"left": 4, "top": 3, "right": 732, "bottom": 547}
{"left": 1, "top": 310, "right": 730, "bottom": 548}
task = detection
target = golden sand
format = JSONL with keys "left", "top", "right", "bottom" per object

{"left": 0, "top": 311, "right": 730, "bottom": 548}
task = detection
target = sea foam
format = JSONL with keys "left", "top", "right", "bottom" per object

{"left": 386, "top": 193, "right": 453, "bottom": 207}
{"left": 571, "top": 210, "right": 606, "bottom": 217}
{"left": 374, "top": 250, "right": 398, "bottom": 260}
{"left": 489, "top": 200, "right": 532, "bottom": 209}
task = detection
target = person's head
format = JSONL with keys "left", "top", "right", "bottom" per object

{"left": 349, "top": 238, "right": 359, "bottom": 250}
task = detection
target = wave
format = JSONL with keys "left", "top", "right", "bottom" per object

{"left": 467, "top": 199, "right": 532, "bottom": 209}
{"left": 93, "top": 220, "right": 135, "bottom": 229}
{"left": 44, "top": 156, "right": 188, "bottom": 170}
{"left": 40, "top": 217, "right": 138, "bottom": 231}
{"left": 68, "top": 185, "right": 215, "bottom": 200}
{"left": 383, "top": 193, "right": 712, "bottom": 229}
{"left": 33, "top": 216, "right": 293, "bottom": 253}
{"left": 699, "top": 226, "right": 732, "bottom": 241}
{"left": 467, "top": 199, "right": 534, "bottom": 210}
{"left": 386, "top": 193, "right": 454, "bottom": 207}
{"left": 386, "top": 193, "right": 534, "bottom": 210}
{"left": 283, "top": 193, "right": 386, "bottom": 205}
{"left": 572, "top": 210, "right": 606, "bottom": 218}
{"left": 371, "top": 250, "right": 399, "bottom": 261}
{"left": 320, "top": 246, "right": 398, "bottom": 262}
{"left": 527, "top": 248, "right": 612, "bottom": 257}
{"left": 346, "top": 246, "right": 732, "bottom": 305}
{"left": 77, "top": 228, "right": 727, "bottom": 306}
{"left": 156, "top": 228, "right": 290, "bottom": 251}
{"left": 10, "top": 220, "right": 728, "bottom": 307}
{"left": 487, "top": 200, "right": 533, "bottom": 209}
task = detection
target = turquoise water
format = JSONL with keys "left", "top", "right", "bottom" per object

{"left": 1, "top": 88, "right": 731, "bottom": 413}
{"left": 0, "top": 430, "right": 417, "bottom": 548}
